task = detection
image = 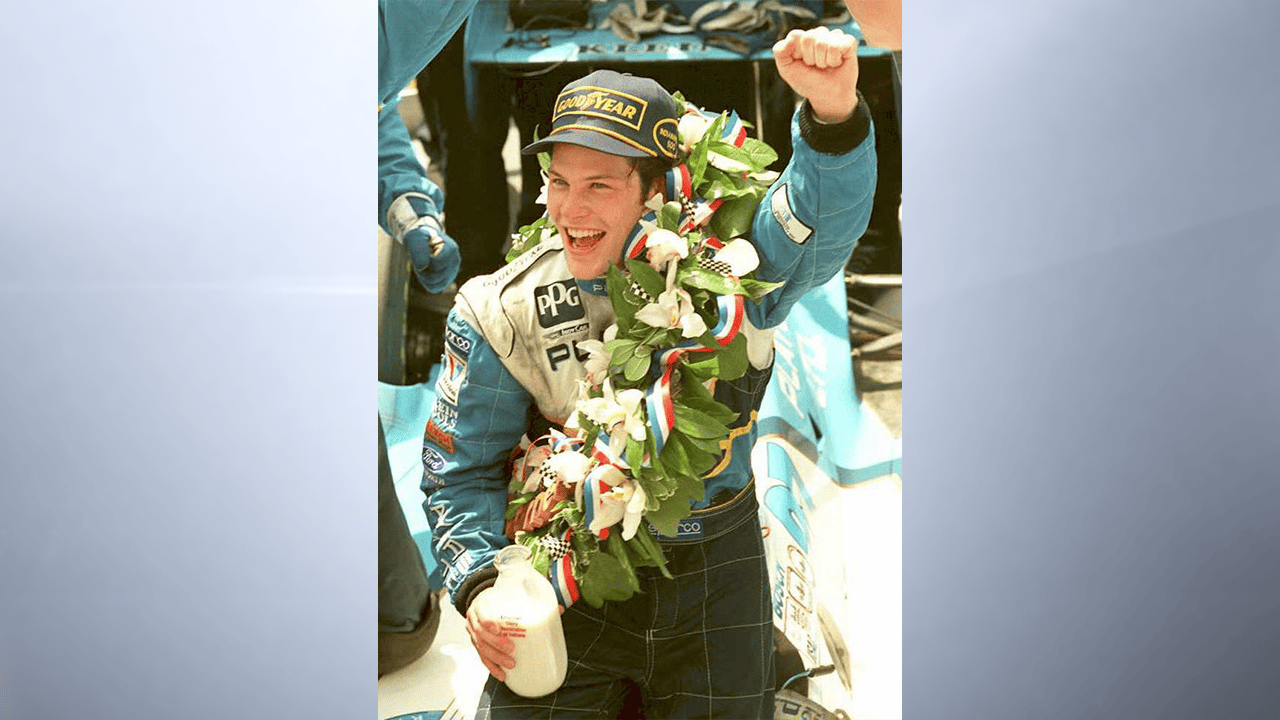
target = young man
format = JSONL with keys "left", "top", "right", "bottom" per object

{"left": 422, "top": 26, "right": 877, "bottom": 718}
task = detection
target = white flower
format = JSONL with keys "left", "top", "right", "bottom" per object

{"left": 541, "top": 451, "right": 591, "bottom": 489}
{"left": 536, "top": 170, "right": 549, "bottom": 205}
{"left": 576, "top": 340, "right": 610, "bottom": 386}
{"left": 576, "top": 379, "right": 647, "bottom": 454}
{"left": 621, "top": 481, "right": 648, "bottom": 540}
{"left": 678, "top": 112, "right": 714, "bottom": 153}
{"left": 645, "top": 228, "right": 688, "bottom": 270}
{"left": 713, "top": 238, "right": 760, "bottom": 276}
{"left": 635, "top": 287, "right": 708, "bottom": 338}
{"left": 577, "top": 465, "right": 648, "bottom": 540}
{"left": 644, "top": 194, "right": 666, "bottom": 213}
{"left": 611, "top": 387, "right": 647, "bottom": 448}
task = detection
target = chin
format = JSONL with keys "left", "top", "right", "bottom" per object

{"left": 566, "top": 259, "right": 606, "bottom": 280}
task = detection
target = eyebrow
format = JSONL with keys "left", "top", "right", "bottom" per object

{"left": 546, "top": 168, "right": 631, "bottom": 182}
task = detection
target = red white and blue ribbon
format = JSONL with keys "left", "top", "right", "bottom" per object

{"left": 710, "top": 293, "right": 745, "bottom": 346}
{"left": 719, "top": 110, "right": 748, "bottom": 146}
{"left": 590, "top": 432, "right": 629, "bottom": 470}
{"left": 665, "top": 163, "right": 693, "bottom": 204}
{"left": 622, "top": 210, "right": 656, "bottom": 260}
{"left": 547, "top": 529, "right": 580, "bottom": 607}
{"left": 643, "top": 342, "right": 707, "bottom": 455}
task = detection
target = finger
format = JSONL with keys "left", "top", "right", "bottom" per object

{"left": 788, "top": 28, "right": 806, "bottom": 60}
{"left": 829, "top": 29, "right": 860, "bottom": 59}
{"left": 476, "top": 622, "right": 516, "bottom": 655}
{"left": 480, "top": 656, "right": 508, "bottom": 682}
{"left": 842, "top": 40, "right": 859, "bottom": 60}
{"left": 772, "top": 29, "right": 802, "bottom": 65}
{"left": 799, "top": 29, "right": 817, "bottom": 67}
{"left": 467, "top": 615, "right": 514, "bottom": 656}
{"left": 467, "top": 627, "right": 516, "bottom": 672}
{"left": 811, "top": 26, "right": 835, "bottom": 69}
{"left": 822, "top": 31, "right": 848, "bottom": 68}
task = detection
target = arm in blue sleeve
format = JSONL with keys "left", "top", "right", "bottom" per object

{"left": 420, "top": 310, "right": 533, "bottom": 615}
{"left": 378, "top": 0, "right": 479, "bottom": 107}
{"left": 378, "top": 100, "right": 445, "bottom": 233}
{"left": 745, "top": 97, "right": 877, "bottom": 329}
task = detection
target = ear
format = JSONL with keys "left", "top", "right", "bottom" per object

{"left": 646, "top": 178, "right": 666, "bottom": 204}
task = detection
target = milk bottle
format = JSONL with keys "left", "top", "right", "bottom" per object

{"left": 475, "top": 544, "right": 568, "bottom": 698}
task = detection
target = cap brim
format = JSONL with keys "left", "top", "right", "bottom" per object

{"left": 520, "top": 128, "right": 653, "bottom": 158}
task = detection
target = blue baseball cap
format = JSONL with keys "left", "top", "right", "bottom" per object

{"left": 522, "top": 70, "right": 681, "bottom": 160}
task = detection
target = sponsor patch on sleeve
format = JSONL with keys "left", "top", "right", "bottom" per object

{"left": 770, "top": 182, "right": 814, "bottom": 245}
{"left": 422, "top": 446, "right": 447, "bottom": 474}
{"left": 436, "top": 347, "right": 467, "bottom": 406}
{"left": 424, "top": 418, "right": 455, "bottom": 454}
{"left": 444, "top": 326, "right": 473, "bottom": 357}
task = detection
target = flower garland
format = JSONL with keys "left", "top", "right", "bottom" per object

{"left": 502, "top": 92, "right": 784, "bottom": 608}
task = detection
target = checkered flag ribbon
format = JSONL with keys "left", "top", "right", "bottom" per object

{"left": 696, "top": 255, "right": 734, "bottom": 276}
{"left": 539, "top": 533, "right": 573, "bottom": 562}
{"left": 629, "top": 281, "right": 655, "bottom": 304}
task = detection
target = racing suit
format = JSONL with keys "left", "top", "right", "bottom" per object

{"left": 423, "top": 97, "right": 876, "bottom": 718}
{"left": 377, "top": 0, "right": 477, "bottom": 677}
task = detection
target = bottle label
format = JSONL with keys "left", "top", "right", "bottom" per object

{"left": 497, "top": 618, "right": 528, "bottom": 639}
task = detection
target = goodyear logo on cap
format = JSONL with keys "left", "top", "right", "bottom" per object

{"left": 553, "top": 87, "right": 647, "bottom": 131}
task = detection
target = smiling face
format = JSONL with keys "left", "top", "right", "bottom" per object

{"left": 546, "top": 144, "right": 659, "bottom": 279}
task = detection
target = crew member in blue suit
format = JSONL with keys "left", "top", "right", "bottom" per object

{"left": 378, "top": 0, "right": 478, "bottom": 678}
{"left": 424, "top": 26, "right": 876, "bottom": 717}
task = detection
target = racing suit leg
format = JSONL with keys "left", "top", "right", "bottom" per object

{"left": 378, "top": 416, "right": 441, "bottom": 676}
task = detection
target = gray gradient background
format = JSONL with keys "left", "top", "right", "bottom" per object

{"left": 0, "top": 1, "right": 1277, "bottom": 719}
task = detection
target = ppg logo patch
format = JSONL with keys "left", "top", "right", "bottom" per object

{"left": 535, "top": 281, "right": 585, "bottom": 328}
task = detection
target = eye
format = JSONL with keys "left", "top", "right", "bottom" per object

{"left": 591, "top": 182, "right": 612, "bottom": 190}
{"left": 549, "top": 177, "right": 568, "bottom": 187}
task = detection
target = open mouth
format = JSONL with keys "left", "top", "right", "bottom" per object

{"left": 566, "top": 229, "right": 606, "bottom": 252}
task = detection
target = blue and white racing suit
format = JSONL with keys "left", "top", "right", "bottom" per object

{"left": 423, "top": 98, "right": 877, "bottom": 718}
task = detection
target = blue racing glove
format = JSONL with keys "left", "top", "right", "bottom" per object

{"left": 387, "top": 193, "right": 461, "bottom": 293}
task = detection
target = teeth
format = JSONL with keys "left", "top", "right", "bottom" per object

{"left": 566, "top": 228, "right": 605, "bottom": 249}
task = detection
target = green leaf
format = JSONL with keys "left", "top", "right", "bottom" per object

{"left": 740, "top": 277, "right": 785, "bottom": 300}
{"left": 504, "top": 493, "right": 535, "bottom": 520}
{"left": 716, "top": 332, "right": 749, "bottom": 381}
{"left": 679, "top": 389, "right": 739, "bottom": 427}
{"left": 668, "top": 431, "right": 718, "bottom": 478}
{"left": 658, "top": 434, "right": 694, "bottom": 479}
{"left": 629, "top": 527, "right": 672, "bottom": 579}
{"left": 604, "top": 535, "right": 641, "bottom": 592}
{"left": 687, "top": 114, "right": 726, "bottom": 188}
{"left": 709, "top": 195, "right": 762, "bottom": 241}
{"left": 606, "top": 338, "right": 638, "bottom": 366}
{"left": 682, "top": 353, "right": 719, "bottom": 380}
{"left": 579, "top": 550, "right": 636, "bottom": 608}
{"left": 642, "top": 483, "right": 697, "bottom": 538}
{"left": 707, "top": 140, "right": 757, "bottom": 169}
{"left": 740, "top": 137, "right": 779, "bottom": 168}
{"left": 680, "top": 264, "right": 744, "bottom": 297}
{"left": 672, "top": 403, "right": 731, "bottom": 440}
{"left": 626, "top": 435, "right": 645, "bottom": 471}
{"left": 626, "top": 258, "right": 667, "bottom": 299}
{"left": 606, "top": 265, "right": 641, "bottom": 331}
{"left": 624, "top": 353, "right": 651, "bottom": 382}
{"left": 657, "top": 202, "right": 680, "bottom": 230}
